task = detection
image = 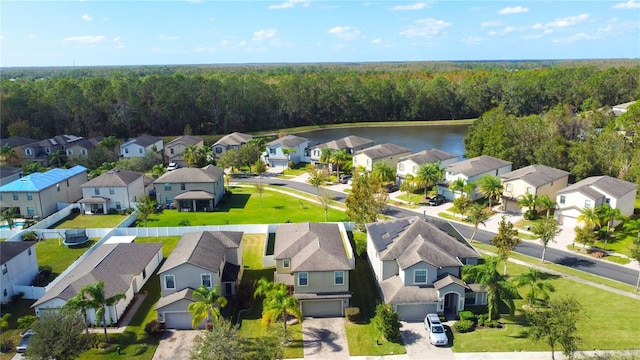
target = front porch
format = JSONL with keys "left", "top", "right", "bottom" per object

{"left": 174, "top": 190, "right": 216, "bottom": 212}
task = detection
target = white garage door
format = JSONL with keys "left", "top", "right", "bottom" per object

{"left": 302, "top": 300, "right": 343, "bottom": 317}
{"left": 165, "top": 312, "right": 197, "bottom": 330}
{"left": 396, "top": 303, "right": 437, "bottom": 322}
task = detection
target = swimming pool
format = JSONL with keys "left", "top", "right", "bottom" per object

{"left": 0, "top": 221, "right": 25, "bottom": 230}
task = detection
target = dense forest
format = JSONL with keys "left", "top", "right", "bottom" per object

{"left": 1, "top": 61, "right": 639, "bottom": 139}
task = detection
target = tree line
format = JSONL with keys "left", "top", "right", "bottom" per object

{"left": 1, "top": 63, "right": 638, "bottom": 140}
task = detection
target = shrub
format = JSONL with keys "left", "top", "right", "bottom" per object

{"left": 354, "top": 237, "right": 367, "bottom": 258}
{"left": 373, "top": 303, "right": 402, "bottom": 342}
{"left": 39, "top": 265, "right": 52, "bottom": 277}
{"left": 523, "top": 209, "right": 538, "bottom": 220}
{"left": 178, "top": 219, "right": 192, "bottom": 226}
{"left": 345, "top": 307, "right": 360, "bottom": 322}
{"left": 22, "top": 231, "right": 39, "bottom": 241}
{"left": 459, "top": 310, "right": 476, "bottom": 323}
{"left": 107, "top": 208, "right": 118, "bottom": 215}
{"left": 477, "top": 313, "right": 489, "bottom": 327}
{"left": 589, "top": 250, "right": 605, "bottom": 258}
{"left": 71, "top": 207, "right": 81, "bottom": 214}
{"left": 144, "top": 320, "right": 163, "bottom": 336}
{"left": 453, "top": 319, "right": 475, "bottom": 333}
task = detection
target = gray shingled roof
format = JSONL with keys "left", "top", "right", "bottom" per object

{"left": 155, "top": 288, "right": 194, "bottom": 310}
{"left": 355, "top": 143, "right": 411, "bottom": 160}
{"left": 158, "top": 231, "right": 243, "bottom": 274}
{"left": 446, "top": 155, "right": 512, "bottom": 178}
{"left": 1, "top": 241, "right": 34, "bottom": 264}
{"left": 132, "top": 134, "right": 162, "bottom": 147}
{"left": 399, "top": 149, "right": 458, "bottom": 165}
{"left": 80, "top": 169, "right": 144, "bottom": 188}
{"left": 313, "top": 135, "right": 374, "bottom": 151}
{"left": 213, "top": 132, "right": 253, "bottom": 147}
{"left": 500, "top": 164, "right": 569, "bottom": 188}
{"left": 154, "top": 166, "right": 223, "bottom": 184}
{"left": 433, "top": 274, "right": 469, "bottom": 290}
{"left": 33, "top": 243, "right": 162, "bottom": 307}
{"left": 273, "top": 223, "right": 351, "bottom": 272}
{"left": 380, "top": 276, "right": 440, "bottom": 304}
{"left": 557, "top": 175, "right": 638, "bottom": 199}
{"left": 0, "top": 136, "right": 38, "bottom": 148}
{"left": 267, "top": 134, "right": 307, "bottom": 148}
{"left": 166, "top": 135, "right": 203, "bottom": 148}
{"left": 174, "top": 190, "right": 215, "bottom": 200}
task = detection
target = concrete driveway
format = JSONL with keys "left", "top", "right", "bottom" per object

{"left": 400, "top": 321, "right": 455, "bottom": 360}
{"left": 152, "top": 329, "right": 201, "bottom": 360}
{"left": 302, "top": 317, "right": 349, "bottom": 360}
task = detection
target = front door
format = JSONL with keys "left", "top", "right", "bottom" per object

{"left": 444, "top": 293, "right": 459, "bottom": 314}
{"left": 225, "top": 283, "right": 233, "bottom": 296}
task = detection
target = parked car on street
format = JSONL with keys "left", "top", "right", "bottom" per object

{"left": 424, "top": 314, "right": 448, "bottom": 346}
{"left": 428, "top": 194, "right": 446, "bottom": 206}
{"left": 16, "top": 329, "right": 34, "bottom": 353}
{"left": 383, "top": 183, "right": 400, "bottom": 193}
{"left": 339, "top": 175, "right": 352, "bottom": 184}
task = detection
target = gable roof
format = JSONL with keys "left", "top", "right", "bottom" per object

{"left": 125, "top": 134, "right": 162, "bottom": 148}
{"left": 1, "top": 241, "right": 34, "bottom": 264}
{"left": 557, "top": 175, "right": 638, "bottom": 199}
{"left": 355, "top": 143, "right": 411, "bottom": 160}
{"left": 33, "top": 242, "right": 162, "bottom": 307}
{"left": 274, "top": 222, "right": 351, "bottom": 272}
{"left": 69, "top": 137, "right": 103, "bottom": 150}
{"left": 500, "top": 164, "right": 570, "bottom": 188}
{"left": 446, "top": 155, "right": 512, "bottom": 178}
{"left": 166, "top": 135, "right": 203, "bottom": 148}
{"left": 153, "top": 166, "right": 223, "bottom": 184}
{"left": 0, "top": 136, "right": 38, "bottom": 148}
{"left": 366, "top": 216, "right": 478, "bottom": 270}
{"left": 0, "top": 166, "right": 21, "bottom": 180}
{"left": 80, "top": 169, "right": 143, "bottom": 188}
{"left": 0, "top": 165, "right": 87, "bottom": 192}
{"left": 267, "top": 134, "right": 308, "bottom": 148}
{"left": 312, "top": 135, "right": 374, "bottom": 151}
{"left": 399, "top": 149, "right": 458, "bottom": 165}
{"left": 213, "top": 132, "right": 253, "bottom": 147}
{"left": 158, "top": 231, "right": 243, "bottom": 274}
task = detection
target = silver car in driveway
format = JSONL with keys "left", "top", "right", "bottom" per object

{"left": 424, "top": 314, "right": 448, "bottom": 346}
{"left": 16, "top": 329, "right": 34, "bottom": 353}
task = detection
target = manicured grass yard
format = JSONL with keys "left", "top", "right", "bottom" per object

{"left": 35, "top": 238, "right": 97, "bottom": 276}
{"left": 54, "top": 213, "right": 128, "bottom": 229}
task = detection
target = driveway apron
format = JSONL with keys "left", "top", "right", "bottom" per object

{"left": 152, "top": 330, "right": 201, "bottom": 360}
{"left": 302, "top": 317, "right": 349, "bottom": 360}
{"left": 400, "top": 321, "right": 455, "bottom": 360}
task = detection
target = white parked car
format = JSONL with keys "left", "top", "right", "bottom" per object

{"left": 167, "top": 163, "right": 179, "bottom": 171}
{"left": 424, "top": 313, "right": 448, "bottom": 346}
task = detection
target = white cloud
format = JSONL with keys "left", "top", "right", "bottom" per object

{"left": 462, "top": 36, "right": 485, "bottom": 45}
{"left": 220, "top": 39, "right": 247, "bottom": 49}
{"left": 532, "top": 13, "right": 590, "bottom": 30}
{"left": 391, "top": 2, "right": 427, "bottom": 11}
{"left": 370, "top": 38, "right": 382, "bottom": 44}
{"left": 253, "top": 29, "right": 276, "bottom": 42}
{"left": 327, "top": 26, "right": 362, "bottom": 40}
{"left": 498, "top": 6, "right": 529, "bottom": 15}
{"left": 112, "top": 37, "right": 121, "bottom": 42}
{"left": 400, "top": 18, "right": 451, "bottom": 38}
{"left": 488, "top": 26, "right": 516, "bottom": 36}
{"left": 194, "top": 45, "right": 216, "bottom": 52}
{"left": 82, "top": 14, "right": 92, "bottom": 21}
{"left": 61, "top": 35, "right": 105, "bottom": 44}
{"left": 28, "top": 34, "right": 36, "bottom": 39}
{"left": 268, "top": 0, "right": 310, "bottom": 10}
{"left": 612, "top": 0, "right": 640, "bottom": 9}
{"left": 159, "top": 35, "right": 180, "bottom": 40}
{"left": 481, "top": 21, "right": 502, "bottom": 27}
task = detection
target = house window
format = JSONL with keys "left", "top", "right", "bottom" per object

{"left": 201, "top": 274, "right": 212, "bottom": 288}
{"left": 27, "top": 193, "right": 32, "bottom": 201}
{"left": 139, "top": 148, "right": 143, "bottom": 154}
{"left": 170, "top": 148, "right": 175, "bottom": 155}
{"left": 559, "top": 195, "right": 566, "bottom": 204}
{"left": 1, "top": 264, "right": 7, "bottom": 274}
{"left": 298, "top": 272, "right": 308, "bottom": 286}
{"left": 12, "top": 193, "right": 18, "bottom": 201}
{"left": 26, "top": 207, "right": 35, "bottom": 215}
{"left": 164, "top": 183, "right": 172, "bottom": 191}
{"left": 57, "top": 184, "right": 60, "bottom": 191}
{"left": 585, "top": 199, "right": 592, "bottom": 208}
{"left": 505, "top": 183, "right": 512, "bottom": 192}
{"left": 269, "top": 148, "right": 276, "bottom": 155}
{"left": 25, "top": 148, "right": 32, "bottom": 155}
{"left": 142, "top": 269, "right": 146, "bottom": 279}
{"left": 414, "top": 269, "right": 427, "bottom": 284}
{"left": 398, "top": 163, "right": 404, "bottom": 171}
{"left": 115, "top": 202, "right": 122, "bottom": 210}
{"left": 215, "top": 147, "right": 222, "bottom": 154}
{"left": 526, "top": 187, "right": 534, "bottom": 194}
{"left": 2, "top": 289, "right": 6, "bottom": 297}
{"left": 164, "top": 275, "right": 175, "bottom": 289}
{"left": 125, "top": 148, "right": 129, "bottom": 154}
{"left": 180, "top": 183, "right": 186, "bottom": 191}
{"left": 67, "top": 149, "right": 73, "bottom": 156}
{"left": 605, "top": 198, "right": 611, "bottom": 204}
{"left": 334, "top": 271, "right": 344, "bottom": 285}
{"left": 94, "top": 187, "right": 100, "bottom": 195}
{"left": 283, "top": 259, "right": 290, "bottom": 268}
{"left": 45, "top": 147, "right": 50, "bottom": 154}
{"left": 81, "top": 149, "right": 87, "bottom": 155}
{"left": 28, "top": 248, "right": 32, "bottom": 256}
{"left": 465, "top": 292, "right": 476, "bottom": 305}
{"left": 109, "top": 187, "right": 115, "bottom": 195}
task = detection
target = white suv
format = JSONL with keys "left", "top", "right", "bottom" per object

{"left": 424, "top": 313, "right": 448, "bottom": 346}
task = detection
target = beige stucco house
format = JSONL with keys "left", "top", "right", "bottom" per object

{"left": 352, "top": 143, "right": 411, "bottom": 172}
{"left": 309, "top": 135, "right": 375, "bottom": 165}
{"left": 439, "top": 155, "right": 512, "bottom": 201}
{"left": 396, "top": 149, "right": 458, "bottom": 182}
{"left": 153, "top": 166, "right": 225, "bottom": 211}
{"left": 164, "top": 135, "right": 205, "bottom": 167}
{"left": 79, "top": 169, "right": 151, "bottom": 214}
{"left": 500, "top": 164, "right": 570, "bottom": 213}
{"left": 212, "top": 132, "right": 253, "bottom": 158}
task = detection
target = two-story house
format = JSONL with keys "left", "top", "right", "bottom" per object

{"left": 153, "top": 165, "right": 225, "bottom": 211}
{"left": 0, "top": 165, "right": 88, "bottom": 219}
{"left": 264, "top": 135, "right": 310, "bottom": 168}
{"left": 155, "top": 231, "right": 244, "bottom": 329}
{"left": 65, "top": 136, "right": 103, "bottom": 160}
{"left": 273, "top": 222, "right": 355, "bottom": 317}
{"left": 396, "top": 149, "right": 458, "bottom": 183}
{"left": 212, "top": 132, "right": 253, "bottom": 157}
{"left": 79, "top": 169, "right": 151, "bottom": 214}
{"left": 0, "top": 136, "right": 37, "bottom": 166}
{"left": 555, "top": 176, "right": 638, "bottom": 227}
{"left": 164, "top": 135, "right": 205, "bottom": 167}
{"left": 352, "top": 143, "right": 411, "bottom": 173}
{"left": 22, "top": 134, "right": 84, "bottom": 166}
{"left": 308, "top": 135, "right": 375, "bottom": 165}
{"left": 500, "top": 164, "right": 570, "bottom": 213}
{"left": 120, "top": 135, "right": 163, "bottom": 158}
{"left": 439, "top": 155, "right": 513, "bottom": 201}
{"left": 366, "top": 216, "right": 485, "bottom": 321}
{"left": 1, "top": 241, "right": 38, "bottom": 304}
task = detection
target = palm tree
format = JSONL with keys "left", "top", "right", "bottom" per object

{"left": 253, "top": 277, "right": 286, "bottom": 301}
{"left": 330, "top": 149, "right": 349, "bottom": 179}
{"left": 99, "top": 135, "right": 121, "bottom": 161}
{"left": 577, "top": 206, "right": 601, "bottom": 231}
{"left": 463, "top": 181, "right": 477, "bottom": 198}
{"left": 248, "top": 137, "right": 267, "bottom": 154}
{"left": 462, "top": 256, "right": 518, "bottom": 320}
{"left": 261, "top": 286, "right": 303, "bottom": 335}
{"left": 599, "top": 204, "right": 625, "bottom": 244}
{"left": 135, "top": 196, "right": 156, "bottom": 227}
{"left": 478, "top": 174, "right": 503, "bottom": 209}
{"left": 512, "top": 268, "right": 555, "bottom": 307}
{"left": 195, "top": 146, "right": 210, "bottom": 167}
{"left": 79, "top": 280, "right": 126, "bottom": 343}
{"left": 0, "top": 207, "right": 17, "bottom": 230}
{"left": 319, "top": 147, "right": 334, "bottom": 171}
{"left": 187, "top": 285, "right": 228, "bottom": 329}
{"left": 182, "top": 144, "right": 198, "bottom": 167}
{"left": 49, "top": 149, "right": 66, "bottom": 168}
{"left": 152, "top": 164, "right": 166, "bottom": 178}
{"left": 537, "top": 194, "right": 556, "bottom": 218}
{"left": 0, "top": 144, "right": 18, "bottom": 166}
{"left": 416, "top": 162, "right": 442, "bottom": 198}
{"left": 467, "top": 203, "right": 490, "bottom": 243}
{"left": 449, "top": 178, "right": 467, "bottom": 198}
{"left": 281, "top": 147, "right": 296, "bottom": 169}
{"left": 517, "top": 193, "right": 540, "bottom": 213}
{"left": 64, "top": 292, "right": 92, "bottom": 334}
{"left": 371, "top": 161, "right": 395, "bottom": 185}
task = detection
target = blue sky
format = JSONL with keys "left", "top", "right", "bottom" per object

{"left": 1, "top": 1, "right": 639, "bottom": 67}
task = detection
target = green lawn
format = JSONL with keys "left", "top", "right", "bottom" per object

{"left": 395, "top": 192, "right": 429, "bottom": 205}
{"left": 145, "top": 186, "right": 349, "bottom": 227}
{"left": 35, "top": 238, "right": 97, "bottom": 276}
{"left": 0, "top": 299, "right": 37, "bottom": 360}
{"left": 54, "top": 213, "right": 128, "bottom": 229}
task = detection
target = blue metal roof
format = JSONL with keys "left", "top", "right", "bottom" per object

{"left": 0, "top": 165, "right": 87, "bottom": 192}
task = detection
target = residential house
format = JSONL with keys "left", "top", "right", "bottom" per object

{"left": 22, "top": 134, "right": 84, "bottom": 166}
{"left": 155, "top": 231, "right": 243, "bottom": 329}
{"left": 212, "top": 132, "right": 253, "bottom": 157}
{"left": 352, "top": 143, "right": 411, "bottom": 173}
{"left": 273, "top": 222, "right": 355, "bottom": 317}
{"left": 153, "top": 165, "right": 225, "bottom": 211}
{"left": 120, "top": 134, "right": 163, "bottom": 158}
{"left": 79, "top": 169, "right": 151, "bottom": 214}
{"left": 396, "top": 149, "right": 458, "bottom": 182}
{"left": 309, "top": 135, "right": 375, "bottom": 165}
{"left": 1, "top": 241, "right": 38, "bottom": 304}
{"left": 164, "top": 135, "right": 205, "bottom": 167}
{"left": 264, "top": 135, "right": 310, "bottom": 168}
{"left": 33, "top": 242, "right": 163, "bottom": 325}
{"left": 555, "top": 176, "right": 638, "bottom": 227}
{"left": 366, "top": 216, "right": 485, "bottom": 321}
{"left": 439, "top": 155, "right": 513, "bottom": 201}
{"left": 0, "top": 165, "right": 88, "bottom": 218}
{"left": 500, "top": 165, "right": 570, "bottom": 213}
{"left": 65, "top": 136, "right": 103, "bottom": 160}
{"left": 0, "top": 167, "right": 21, "bottom": 186}
{"left": 0, "top": 136, "right": 37, "bottom": 166}
{"left": 612, "top": 100, "right": 636, "bottom": 116}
